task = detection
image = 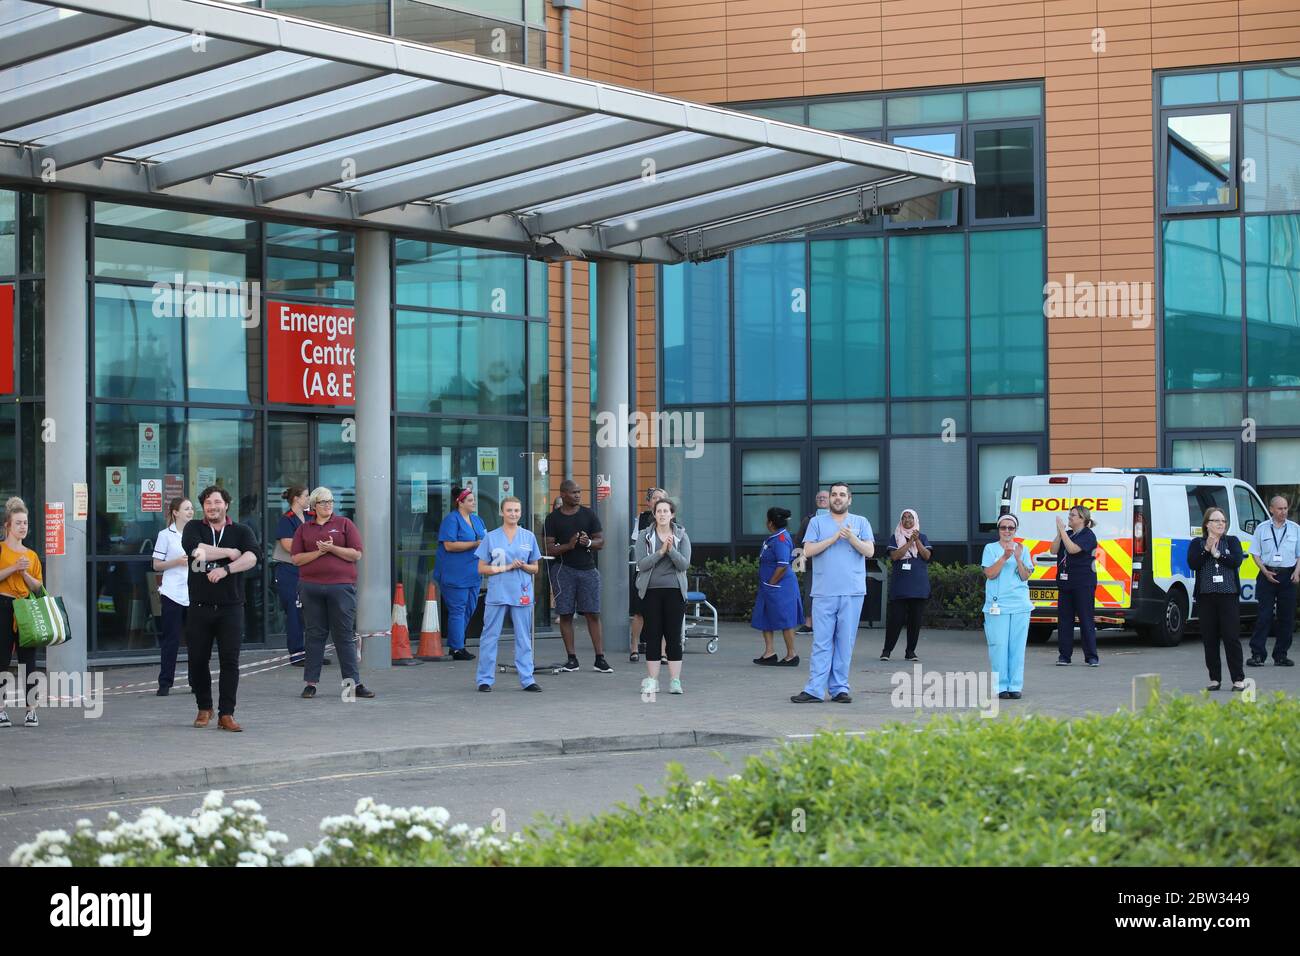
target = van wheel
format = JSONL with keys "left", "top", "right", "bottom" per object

{"left": 1027, "top": 625, "right": 1054, "bottom": 644}
{"left": 1148, "top": 590, "right": 1187, "bottom": 647}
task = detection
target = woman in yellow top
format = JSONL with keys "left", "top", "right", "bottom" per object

{"left": 0, "top": 497, "right": 44, "bottom": 727}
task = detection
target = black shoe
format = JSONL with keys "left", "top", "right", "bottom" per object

{"left": 1275, "top": 657, "right": 1294, "bottom": 667}
{"left": 1248, "top": 655, "right": 1267, "bottom": 666}
{"left": 477, "top": 684, "right": 492, "bottom": 693}
{"left": 776, "top": 656, "right": 800, "bottom": 667}
{"left": 290, "top": 659, "right": 306, "bottom": 667}
{"left": 1008, "top": 691, "right": 1022, "bottom": 699}
{"left": 831, "top": 692, "right": 852, "bottom": 704}
{"left": 1087, "top": 659, "right": 1100, "bottom": 667}
{"left": 790, "top": 691, "right": 824, "bottom": 704}
{"left": 593, "top": 656, "right": 614, "bottom": 674}
{"left": 796, "top": 625, "right": 813, "bottom": 634}
{"left": 353, "top": 684, "right": 376, "bottom": 699}
{"left": 560, "top": 657, "right": 581, "bottom": 672}
{"left": 753, "top": 654, "right": 778, "bottom": 665}
{"left": 451, "top": 648, "right": 476, "bottom": 661}
{"left": 629, "top": 652, "right": 639, "bottom": 662}
{"left": 879, "top": 654, "right": 890, "bottom": 662}
{"left": 301, "top": 685, "right": 316, "bottom": 699}
{"left": 523, "top": 683, "right": 543, "bottom": 692}
{"left": 156, "top": 685, "right": 170, "bottom": 697}
{"left": 905, "top": 655, "right": 920, "bottom": 663}
{"left": 1055, "top": 659, "right": 1071, "bottom": 666}
{"left": 998, "top": 690, "right": 1012, "bottom": 699}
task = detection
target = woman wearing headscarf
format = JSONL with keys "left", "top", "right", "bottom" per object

{"left": 751, "top": 507, "right": 802, "bottom": 666}
{"left": 880, "top": 508, "right": 931, "bottom": 662}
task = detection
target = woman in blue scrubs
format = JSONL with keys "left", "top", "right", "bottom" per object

{"left": 751, "top": 507, "right": 802, "bottom": 667}
{"left": 474, "top": 496, "right": 542, "bottom": 692}
{"left": 435, "top": 485, "right": 487, "bottom": 662}
{"left": 982, "top": 513, "right": 1035, "bottom": 699}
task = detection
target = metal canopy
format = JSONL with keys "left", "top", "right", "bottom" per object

{"left": 0, "top": 0, "right": 975, "bottom": 264}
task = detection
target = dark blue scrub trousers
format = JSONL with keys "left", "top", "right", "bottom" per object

{"left": 1057, "top": 582, "right": 1098, "bottom": 664}
{"left": 1250, "top": 571, "right": 1296, "bottom": 662}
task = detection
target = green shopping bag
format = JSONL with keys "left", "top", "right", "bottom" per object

{"left": 15, "top": 587, "right": 72, "bottom": 648}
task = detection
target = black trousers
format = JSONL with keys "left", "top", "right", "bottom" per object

{"left": 186, "top": 604, "right": 243, "bottom": 716}
{"left": 1249, "top": 570, "right": 1296, "bottom": 661}
{"left": 0, "top": 596, "right": 39, "bottom": 708}
{"left": 640, "top": 588, "right": 685, "bottom": 662}
{"left": 1057, "top": 583, "right": 1098, "bottom": 663}
{"left": 882, "top": 598, "right": 926, "bottom": 657}
{"left": 1199, "top": 592, "right": 1244, "bottom": 684}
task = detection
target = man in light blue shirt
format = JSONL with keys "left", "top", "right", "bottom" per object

{"left": 1248, "top": 495, "right": 1299, "bottom": 667}
{"left": 791, "top": 482, "right": 874, "bottom": 704}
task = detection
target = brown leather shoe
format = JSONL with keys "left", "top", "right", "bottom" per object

{"left": 193, "top": 709, "right": 213, "bottom": 728}
{"left": 217, "top": 714, "right": 243, "bottom": 733}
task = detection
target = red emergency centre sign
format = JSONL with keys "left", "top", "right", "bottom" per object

{"left": 266, "top": 300, "right": 356, "bottom": 406}
{"left": 0, "top": 284, "right": 14, "bottom": 395}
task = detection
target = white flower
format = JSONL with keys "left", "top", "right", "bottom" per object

{"left": 201, "top": 791, "right": 225, "bottom": 810}
{"left": 1011, "top": 766, "right": 1025, "bottom": 775}
{"left": 75, "top": 819, "right": 94, "bottom": 830}
{"left": 212, "top": 840, "right": 225, "bottom": 852}
{"left": 232, "top": 799, "right": 262, "bottom": 813}
{"left": 407, "top": 826, "right": 433, "bottom": 842}
{"left": 337, "top": 838, "right": 354, "bottom": 849}
{"left": 1063, "top": 828, "right": 1073, "bottom": 838}
{"left": 283, "top": 848, "right": 315, "bottom": 867}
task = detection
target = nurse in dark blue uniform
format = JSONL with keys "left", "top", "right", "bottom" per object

{"left": 1054, "top": 505, "right": 1099, "bottom": 666}
{"left": 751, "top": 507, "right": 803, "bottom": 666}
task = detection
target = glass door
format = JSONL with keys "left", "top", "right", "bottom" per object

{"left": 265, "top": 414, "right": 356, "bottom": 647}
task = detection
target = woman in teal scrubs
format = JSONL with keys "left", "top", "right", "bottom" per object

{"left": 981, "top": 513, "right": 1035, "bottom": 699}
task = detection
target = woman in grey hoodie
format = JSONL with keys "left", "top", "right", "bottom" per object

{"left": 635, "top": 498, "right": 692, "bottom": 696}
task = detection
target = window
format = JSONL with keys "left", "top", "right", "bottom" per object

{"left": 94, "top": 204, "right": 256, "bottom": 286}
{"left": 1243, "top": 102, "right": 1300, "bottom": 212}
{"left": 1184, "top": 484, "right": 1231, "bottom": 533}
{"left": 971, "top": 125, "right": 1037, "bottom": 221}
{"left": 818, "top": 448, "right": 880, "bottom": 533}
{"left": 1244, "top": 67, "right": 1300, "bottom": 100}
{"left": 661, "top": 258, "right": 729, "bottom": 405}
{"left": 740, "top": 449, "right": 801, "bottom": 537}
{"left": 1245, "top": 215, "right": 1300, "bottom": 387}
{"left": 734, "top": 243, "right": 806, "bottom": 402}
{"left": 736, "top": 405, "right": 805, "bottom": 438}
{"left": 888, "top": 233, "right": 966, "bottom": 397}
{"left": 1162, "top": 217, "right": 1242, "bottom": 390}
{"left": 394, "top": 311, "right": 526, "bottom": 415}
{"left": 1165, "top": 392, "right": 1243, "bottom": 429}
{"left": 967, "top": 87, "right": 1042, "bottom": 120}
{"left": 977, "top": 444, "right": 1038, "bottom": 529}
{"left": 395, "top": 240, "right": 526, "bottom": 315}
{"left": 888, "top": 130, "right": 959, "bottom": 227}
{"left": 1172, "top": 441, "right": 1235, "bottom": 477}
{"left": 662, "top": 443, "right": 731, "bottom": 543}
{"left": 889, "top": 437, "right": 967, "bottom": 541}
{"left": 1234, "top": 485, "right": 1266, "bottom": 534}
{"left": 808, "top": 98, "right": 882, "bottom": 131}
{"left": 810, "top": 238, "right": 884, "bottom": 400}
{"left": 1248, "top": 389, "right": 1300, "bottom": 426}
{"left": 266, "top": 223, "right": 354, "bottom": 301}
{"left": 1161, "top": 71, "right": 1238, "bottom": 107}
{"left": 1257, "top": 438, "right": 1300, "bottom": 522}
{"left": 970, "top": 228, "right": 1044, "bottom": 394}
{"left": 265, "top": 0, "right": 388, "bottom": 33}
{"left": 395, "top": 0, "right": 528, "bottom": 62}
{"left": 1164, "top": 111, "right": 1236, "bottom": 211}
{"left": 0, "top": 190, "right": 13, "bottom": 276}
{"left": 887, "top": 92, "right": 963, "bottom": 126}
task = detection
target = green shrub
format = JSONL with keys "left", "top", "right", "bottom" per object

{"left": 17, "top": 695, "right": 1300, "bottom": 867}
{"left": 700, "top": 556, "right": 760, "bottom": 619}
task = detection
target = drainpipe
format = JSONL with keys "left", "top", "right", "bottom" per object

{"left": 553, "top": 0, "right": 583, "bottom": 481}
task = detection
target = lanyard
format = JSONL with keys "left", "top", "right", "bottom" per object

{"left": 209, "top": 522, "right": 225, "bottom": 550}
{"left": 1270, "top": 522, "right": 1288, "bottom": 556}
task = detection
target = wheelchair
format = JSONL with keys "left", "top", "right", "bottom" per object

{"left": 681, "top": 569, "right": 720, "bottom": 655}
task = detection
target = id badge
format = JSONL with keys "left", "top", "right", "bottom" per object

{"left": 1213, "top": 575, "right": 1224, "bottom": 584}
{"left": 1060, "top": 572, "right": 1068, "bottom": 581}
{"left": 988, "top": 602, "right": 1001, "bottom": 616}
{"left": 901, "top": 562, "right": 912, "bottom": 571}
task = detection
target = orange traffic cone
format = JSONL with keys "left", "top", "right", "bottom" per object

{"left": 391, "top": 583, "right": 421, "bottom": 667}
{"left": 416, "top": 582, "right": 449, "bottom": 661}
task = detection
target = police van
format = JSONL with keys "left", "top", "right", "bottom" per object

{"left": 999, "top": 468, "right": 1270, "bottom": 647}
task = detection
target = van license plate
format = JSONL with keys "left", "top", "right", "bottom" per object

{"left": 1030, "top": 585, "right": 1058, "bottom": 603}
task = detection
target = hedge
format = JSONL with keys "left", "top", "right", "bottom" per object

{"left": 15, "top": 694, "right": 1299, "bottom": 866}
{"left": 702, "top": 557, "right": 986, "bottom": 629}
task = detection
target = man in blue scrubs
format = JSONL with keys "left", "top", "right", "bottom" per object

{"left": 791, "top": 482, "right": 874, "bottom": 704}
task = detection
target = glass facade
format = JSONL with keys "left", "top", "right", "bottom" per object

{"left": 659, "top": 82, "right": 1048, "bottom": 555}
{"left": 1159, "top": 63, "right": 1300, "bottom": 505}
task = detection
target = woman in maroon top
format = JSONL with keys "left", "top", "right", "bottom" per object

{"left": 291, "top": 486, "right": 375, "bottom": 701}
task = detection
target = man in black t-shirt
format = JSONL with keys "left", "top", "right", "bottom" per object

{"left": 543, "top": 480, "right": 610, "bottom": 674}
{"left": 181, "top": 485, "right": 259, "bottom": 732}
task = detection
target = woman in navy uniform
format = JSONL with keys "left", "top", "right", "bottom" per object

{"left": 1053, "top": 504, "right": 1099, "bottom": 667}
{"left": 751, "top": 507, "right": 802, "bottom": 667}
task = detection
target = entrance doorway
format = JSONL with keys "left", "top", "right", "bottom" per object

{"left": 265, "top": 414, "right": 356, "bottom": 646}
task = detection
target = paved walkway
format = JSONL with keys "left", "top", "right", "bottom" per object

{"left": 5, "top": 621, "right": 1296, "bottom": 805}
